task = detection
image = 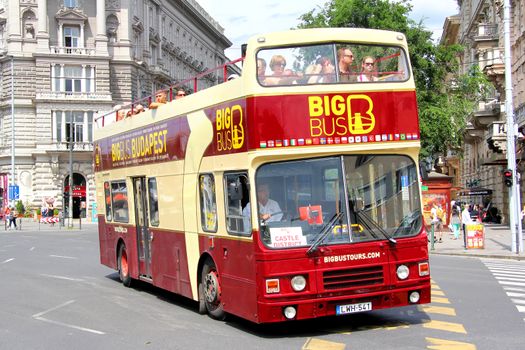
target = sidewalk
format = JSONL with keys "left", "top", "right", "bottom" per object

{"left": 3, "top": 217, "right": 97, "bottom": 231}
{"left": 429, "top": 223, "right": 525, "bottom": 260}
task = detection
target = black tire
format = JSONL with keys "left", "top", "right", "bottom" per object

{"left": 118, "top": 244, "right": 132, "bottom": 287}
{"left": 197, "top": 279, "right": 207, "bottom": 315}
{"left": 201, "top": 259, "right": 225, "bottom": 320}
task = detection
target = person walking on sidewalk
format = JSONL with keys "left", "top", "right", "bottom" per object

{"left": 461, "top": 204, "right": 473, "bottom": 249}
{"left": 450, "top": 206, "right": 461, "bottom": 240}
{"left": 430, "top": 203, "right": 444, "bottom": 242}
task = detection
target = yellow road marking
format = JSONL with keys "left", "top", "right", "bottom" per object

{"left": 431, "top": 296, "right": 450, "bottom": 304}
{"left": 432, "top": 290, "right": 445, "bottom": 296}
{"left": 302, "top": 338, "right": 346, "bottom": 350}
{"left": 432, "top": 284, "right": 442, "bottom": 290}
{"left": 419, "top": 305, "right": 456, "bottom": 316}
{"left": 423, "top": 320, "right": 467, "bottom": 334}
{"left": 426, "top": 337, "right": 477, "bottom": 349}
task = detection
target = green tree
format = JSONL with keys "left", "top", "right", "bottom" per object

{"left": 297, "top": 0, "right": 489, "bottom": 159}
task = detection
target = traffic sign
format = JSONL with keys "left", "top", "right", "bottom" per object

{"left": 8, "top": 185, "right": 19, "bottom": 200}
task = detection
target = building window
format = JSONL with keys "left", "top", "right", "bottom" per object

{"left": 64, "top": 26, "right": 80, "bottom": 48}
{"left": 111, "top": 181, "right": 129, "bottom": 223}
{"left": 64, "top": 0, "right": 78, "bottom": 9}
{"left": 54, "top": 111, "right": 94, "bottom": 143}
{"left": 52, "top": 65, "right": 95, "bottom": 93}
{"left": 148, "top": 178, "right": 159, "bottom": 226}
{"left": 224, "top": 172, "right": 251, "bottom": 235}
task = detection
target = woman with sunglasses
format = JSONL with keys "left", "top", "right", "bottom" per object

{"left": 357, "top": 56, "right": 379, "bottom": 82}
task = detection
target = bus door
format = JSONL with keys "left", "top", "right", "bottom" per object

{"left": 133, "top": 177, "right": 152, "bottom": 279}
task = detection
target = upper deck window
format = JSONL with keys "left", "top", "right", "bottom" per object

{"left": 257, "top": 43, "right": 409, "bottom": 87}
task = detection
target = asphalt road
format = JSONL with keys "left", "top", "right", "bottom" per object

{"left": 1, "top": 226, "right": 525, "bottom": 349}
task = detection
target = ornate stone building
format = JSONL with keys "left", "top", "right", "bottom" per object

{"left": 0, "top": 0, "right": 231, "bottom": 220}
{"left": 441, "top": 0, "right": 525, "bottom": 223}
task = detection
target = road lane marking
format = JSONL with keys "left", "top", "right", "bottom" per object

{"left": 32, "top": 300, "right": 105, "bottom": 335}
{"left": 426, "top": 337, "right": 476, "bottom": 349}
{"left": 49, "top": 255, "right": 78, "bottom": 259}
{"left": 431, "top": 290, "right": 445, "bottom": 296}
{"left": 30, "top": 247, "right": 35, "bottom": 251}
{"left": 495, "top": 276, "right": 525, "bottom": 282}
{"left": 515, "top": 305, "right": 525, "bottom": 313}
{"left": 40, "top": 274, "right": 84, "bottom": 282}
{"left": 431, "top": 297, "right": 450, "bottom": 304}
{"left": 419, "top": 305, "right": 456, "bottom": 316}
{"left": 511, "top": 298, "right": 525, "bottom": 305}
{"left": 423, "top": 320, "right": 467, "bottom": 334}
{"left": 1, "top": 258, "right": 15, "bottom": 264}
{"left": 497, "top": 281, "right": 525, "bottom": 287}
{"left": 302, "top": 338, "right": 345, "bottom": 350}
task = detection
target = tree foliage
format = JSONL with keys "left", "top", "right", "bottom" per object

{"left": 297, "top": 0, "right": 490, "bottom": 159}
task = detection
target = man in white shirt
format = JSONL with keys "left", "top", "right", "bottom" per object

{"left": 243, "top": 183, "right": 282, "bottom": 230}
{"left": 461, "top": 204, "right": 473, "bottom": 249}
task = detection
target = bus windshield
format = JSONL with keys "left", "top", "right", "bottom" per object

{"left": 257, "top": 42, "right": 409, "bottom": 86}
{"left": 256, "top": 155, "right": 421, "bottom": 249}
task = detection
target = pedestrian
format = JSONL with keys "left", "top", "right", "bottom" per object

{"left": 450, "top": 206, "right": 461, "bottom": 240}
{"left": 461, "top": 204, "right": 473, "bottom": 249}
{"left": 6, "top": 206, "right": 17, "bottom": 230}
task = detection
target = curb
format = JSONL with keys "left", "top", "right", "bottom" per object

{"left": 431, "top": 251, "right": 525, "bottom": 261}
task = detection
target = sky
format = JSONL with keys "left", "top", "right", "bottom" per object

{"left": 197, "top": 0, "right": 459, "bottom": 59}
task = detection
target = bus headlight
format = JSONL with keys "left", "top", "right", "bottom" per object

{"left": 409, "top": 291, "right": 420, "bottom": 303}
{"left": 283, "top": 306, "right": 297, "bottom": 319}
{"left": 396, "top": 265, "right": 409, "bottom": 280}
{"left": 291, "top": 275, "right": 307, "bottom": 292}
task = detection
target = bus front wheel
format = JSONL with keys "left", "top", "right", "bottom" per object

{"left": 201, "top": 260, "right": 225, "bottom": 320}
{"left": 118, "top": 244, "right": 132, "bottom": 287}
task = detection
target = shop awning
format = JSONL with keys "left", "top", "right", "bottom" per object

{"left": 458, "top": 188, "right": 493, "bottom": 196}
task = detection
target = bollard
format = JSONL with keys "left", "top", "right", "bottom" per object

{"left": 79, "top": 217, "right": 82, "bottom": 230}
{"left": 430, "top": 222, "right": 435, "bottom": 251}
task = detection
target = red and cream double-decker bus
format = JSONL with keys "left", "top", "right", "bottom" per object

{"left": 94, "top": 28, "right": 430, "bottom": 323}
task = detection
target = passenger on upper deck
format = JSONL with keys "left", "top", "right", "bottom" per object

{"left": 305, "top": 56, "right": 336, "bottom": 84}
{"left": 149, "top": 89, "right": 167, "bottom": 109}
{"left": 337, "top": 47, "right": 356, "bottom": 82}
{"left": 175, "top": 89, "right": 186, "bottom": 99}
{"left": 265, "top": 55, "right": 298, "bottom": 85}
{"left": 357, "top": 56, "right": 379, "bottom": 82}
{"left": 257, "top": 58, "right": 267, "bottom": 83}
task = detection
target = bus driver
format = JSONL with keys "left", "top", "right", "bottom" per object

{"left": 243, "top": 183, "right": 283, "bottom": 229}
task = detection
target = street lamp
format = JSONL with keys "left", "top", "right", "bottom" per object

{"left": 68, "top": 118, "right": 74, "bottom": 228}
{"left": 10, "top": 55, "right": 15, "bottom": 207}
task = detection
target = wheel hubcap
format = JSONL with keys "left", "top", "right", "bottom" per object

{"left": 204, "top": 270, "right": 220, "bottom": 303}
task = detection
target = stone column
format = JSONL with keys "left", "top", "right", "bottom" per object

{"left": 95, "top": 0, "right": 108, "bottom": 55}
{"left": 90, "top": 65, "right": 95, "bottom": 92}
{"left": 81, "top": 64, "right": 86, "bottom": 93}
{"left": 60, "top": 64, "right": 65, "bottom": 92}
{"left": 7, "top": 0, "right": 21, "bottom": 53}
{"left": 36, "top": 0, "right": 50, "bottom": 53}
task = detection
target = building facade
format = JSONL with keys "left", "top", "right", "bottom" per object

{"left": 441, "top": 0, "right": 525, "bottom": 222}
{"left": 0, "top": 0, "right": 231, "bottom": 220}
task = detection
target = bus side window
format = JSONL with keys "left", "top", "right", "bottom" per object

{"left": 148, "top": 178, "right": 159, "bottom": 227}
{"left": 199, "top": 174, "right": 217, "bottom": 232}
{"left": 111, "top": 180, "right": 129, "bottom": 223}
{"left": 224, "top": 173, "right": 250, "bottom": 235}
{"left": 104, "top": 181, "right": 112, "bottom": 222}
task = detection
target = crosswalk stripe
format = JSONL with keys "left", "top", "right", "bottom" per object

{"left": 503, "top": 287, "right": 525, "bottom": 292}
{"left": 495, "top": 276, "right": 525, "bottom": 282}
{"left": 506, "top": 292, "right": 525, "bottom": 298}
{"left": 423, "top": 320, "right": 467, "bottom": 334}
{"left": 302, "top": 338, "right": 345, "bottom": 350}
{"left": 491, "top": 270, "right": 525, "bottom": 276}
{"left": 432, "top": 290, "right": 445, "bottom": 296}
{"left": 516, "top": 305, "right": 525, "bottom": 313}
{"left": 511, "top": 299, "right": 525, "bottom": 305}
{"left": 498, "top": 281, "right": 525, "bottom": 287}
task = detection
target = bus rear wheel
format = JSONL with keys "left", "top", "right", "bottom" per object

{"left": 201, "top": 260, "right": 225, "bottom": 320}
{"left": 118, "top": 244, "right": 132, "bottom": 287}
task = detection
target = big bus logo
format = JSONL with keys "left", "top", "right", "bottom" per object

{"left": 215, "top": 104, "right": 245, "bottom": 151}
{"left": 308, "top": 94, "right": 376, "bottom": 136}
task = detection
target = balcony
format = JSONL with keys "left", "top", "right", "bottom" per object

{"left": 464, "top": 122, "right": 484, "bottom": 144}
{"left": 36, "top": 91, "right": 112, "bottom": 102}
{"left": 471, "top": 98, "right": 501, "bottom": 129}
{"left": 486, "top": 121, "right": 507, "bottom": 154}
{"left": 50, "top": 46, "right": 96, "bottom": 56}
{"left": 474, "top": 24, "right": 499, "bottom": 42}
{"left": 52, "top": 141, "right": 93, "bottom": 153}
{"left": 479, "top": 47, "right": 504, "bottom": 78}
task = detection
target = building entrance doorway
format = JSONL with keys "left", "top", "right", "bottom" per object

{"left": 64, "top": 173, "right": 86, "bottom": 218}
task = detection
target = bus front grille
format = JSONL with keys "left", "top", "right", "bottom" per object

{"left": 323, "top": 265, "right": 384, "bottom": 290}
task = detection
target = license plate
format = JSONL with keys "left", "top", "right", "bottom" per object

{"left": 336, "top": 302, "right": 372, "bottom": 315}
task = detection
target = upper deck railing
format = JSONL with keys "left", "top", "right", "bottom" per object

{"left": 95, "top": 57, "right": 244, "bottom": 128}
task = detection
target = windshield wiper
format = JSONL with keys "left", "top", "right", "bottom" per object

{"left": 393, "top": 209, "right": 421, "bottom": 236}
{"left": 354, "top": 207, "right": 396, "bottom": 244}
{"left": 306, "top": 212, "right": 344, "bottom": 255}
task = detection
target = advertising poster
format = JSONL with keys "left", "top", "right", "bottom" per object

{"left": 466, "top": 223, "right": 484, "bottom": 249}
